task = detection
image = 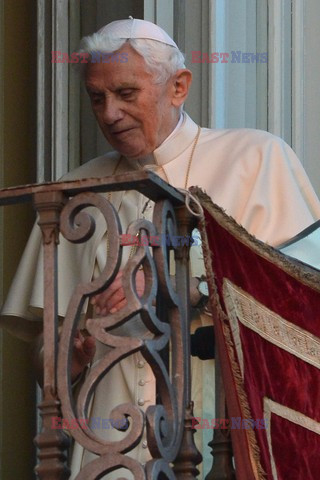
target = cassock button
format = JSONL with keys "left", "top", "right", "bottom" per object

{"left": 137, "top": 360, "right": 145, "bottom": 368}
{"left": 142, "top": 441, "right": 148, "bottom": 449}
{"left": 138, "top": 399, "right": 145, "bottom": 406}
{"left": 139, "top": 379, "right": 146, "bottom": 386}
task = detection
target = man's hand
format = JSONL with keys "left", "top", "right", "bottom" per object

{"left": 90, "top": 270, "right": 145, "bottom": 315}
{"left": 72, "top": 330, "right": 96, "bottom": 382}
{"left": 189, "top": 276, "right": 202, "bottom": 306}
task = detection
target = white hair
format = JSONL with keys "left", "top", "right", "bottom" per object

{"left": 78, "top": 33, "right": 186, "bottom": 84}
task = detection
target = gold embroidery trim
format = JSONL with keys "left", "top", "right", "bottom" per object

{"left": 263, "top": 397, "right": 320, "bottom": 480}
{"left": 223, "top": 279, "right": 320, "bottom": 371}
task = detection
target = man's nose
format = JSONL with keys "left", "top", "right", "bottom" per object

{"left": 102, "top": 97, "right": 124, "bottom": 124}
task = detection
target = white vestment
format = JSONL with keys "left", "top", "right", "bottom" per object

{"left": 1, "top": 113, "right": 320, "bottom": 478}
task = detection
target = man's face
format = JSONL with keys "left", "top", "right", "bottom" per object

{"left": 85, "top": 43, "right": 180, "bottom": 159}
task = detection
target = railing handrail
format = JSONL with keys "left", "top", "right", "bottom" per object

{"left": 0, "top": 171, "right": 185, "bottom": 206}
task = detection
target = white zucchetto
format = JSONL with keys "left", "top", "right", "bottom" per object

{"left": 97, "top": 18, "right": 178, "bottom": 49}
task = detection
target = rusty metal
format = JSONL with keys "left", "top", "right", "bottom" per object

{"left": 205, "top": 338, "right": 235, "bottom": 480}
{"left": 56, "top": 194, "right": 196, "bottom": 478}
{"left": 0, "top": 173, "right": 202, "bottom": 479}
{"left": 170, "top": 205, "right": 202, "bottom": 479}
{"left": 173, "top": 402, "right": 203, "bottom": 479}
{"left": 0, "top": 171, "right": 185, "bottom": 206}
{"left": 33, "top": 190, "right": 70, "bottom": 479}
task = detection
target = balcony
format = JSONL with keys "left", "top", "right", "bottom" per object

{"left": 0, "top": 172, "right": 231, "bottom": 480}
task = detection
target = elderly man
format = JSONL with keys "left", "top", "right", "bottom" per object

{"left": 1, "top": 18, "right": 320, "bottom": 479}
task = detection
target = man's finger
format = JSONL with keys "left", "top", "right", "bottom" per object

{"left": 104, "top": 288, "right": 125, "bottom": 311}
{"left": 110, "top": 298, "right": 127, "bottom": 314}
{"left": 82, "top": 336, "right": 96, "bottom": 357}
{"left": 91, "top": 272, "right": 123, "bottom": 305}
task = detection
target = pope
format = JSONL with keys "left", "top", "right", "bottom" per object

{"left": 1, "top": 18, "right": 320, "bottom": 479}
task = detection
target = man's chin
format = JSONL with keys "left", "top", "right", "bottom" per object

{"left": 110, "top": 142, "right": 151, "bottom": 160}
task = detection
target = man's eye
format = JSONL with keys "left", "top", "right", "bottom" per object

{"left": 119, "top": 89, "right": 135, "bottom": 99}
{"left": 90, "top": 94, "right": 103, "bottom": 105}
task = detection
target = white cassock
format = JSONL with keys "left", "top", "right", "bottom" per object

{"left": 1, "top": 112, "right": 320, "bottom": 479}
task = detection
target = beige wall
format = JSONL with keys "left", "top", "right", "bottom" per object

{"left": 0, "top": 1, "right": 37, "bottom": 478}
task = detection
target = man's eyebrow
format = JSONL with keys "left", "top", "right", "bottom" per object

{"left": 86, "top": 83, "right": 138, "bottom": 93}
{"left": 86, "top": 86, "right": 104, "bottom": 94}
{"left": 115, "top": 83, "right": 139, "bottom": 90}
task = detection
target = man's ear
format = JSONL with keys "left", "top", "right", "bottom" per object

{"left": 171, "top": 69, "right": 192, "bottom": 107}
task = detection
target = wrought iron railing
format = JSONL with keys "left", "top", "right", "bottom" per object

{"left": 0, "top": 171, "right": 203, "bottom": 480}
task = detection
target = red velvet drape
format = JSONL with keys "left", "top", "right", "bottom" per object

{"left": 203, "top": 204, "right": 320, "bottom": 480}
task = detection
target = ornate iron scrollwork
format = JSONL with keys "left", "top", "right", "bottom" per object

{"left": 57, "top": 192, "right": 188, "bottom": 479}
{"left": 0, "top": 171, "right": 201, "bottom": 480}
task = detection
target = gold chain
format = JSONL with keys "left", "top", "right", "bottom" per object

{"left": 184, "top": 125, "right": 201, "bottom": 189}
{"left": 106, "top": 125, "right": 202, "bottom": 257}
{"left": 160, "top": 125, "right": 201, "bottom": 188}
{"left": 106, "top": 156, "right": 142, "bottom": 260}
